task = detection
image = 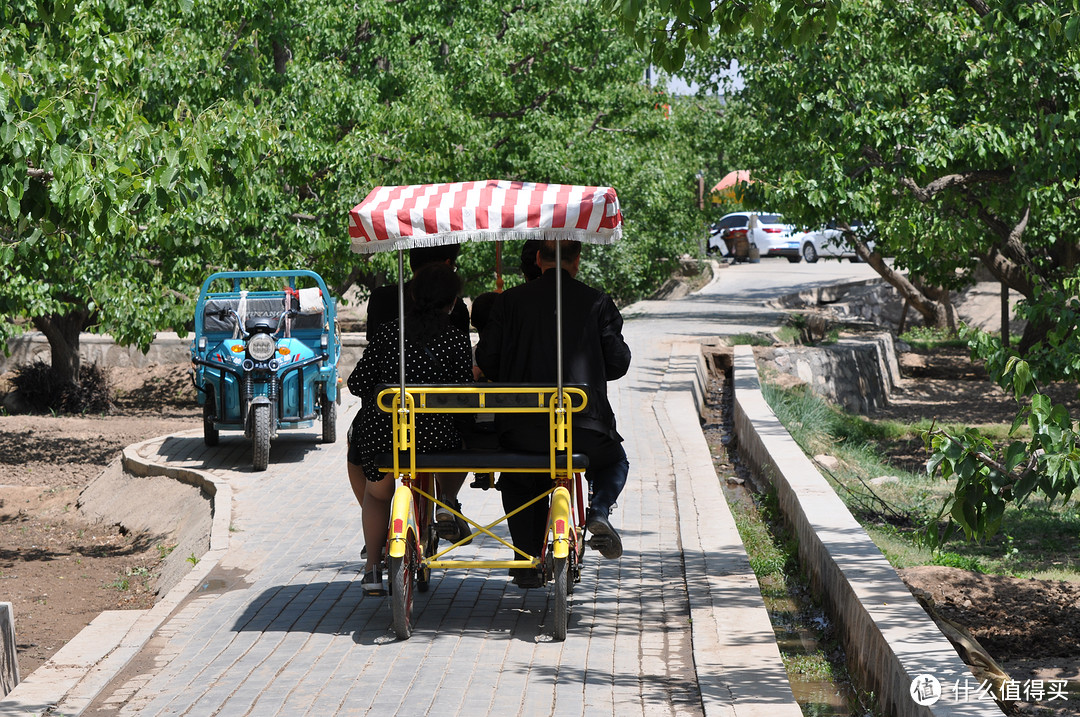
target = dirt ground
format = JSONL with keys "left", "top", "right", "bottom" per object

{"left": 1, "top": 346, "right": 1079, "bottom": 713}
{"left": 0, "top": 365, "right": 199, "bottom": 677}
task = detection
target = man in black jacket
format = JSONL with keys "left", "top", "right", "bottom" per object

{"left": 475, "top": 240, "right": 631, "bottom": 584}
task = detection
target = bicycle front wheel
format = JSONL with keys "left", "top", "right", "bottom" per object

{"left": 390, "top": 543, "right": 416, "bottom": 640}
{"left": 552, "top": 555, "right": 569, "bottom": 641}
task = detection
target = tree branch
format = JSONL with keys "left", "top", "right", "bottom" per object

{"left": 849, "top": 233, "right": 955, "bottom": 327}
{"left": 488, "top": 90, "right": 556, "bottom": 119}
{"left": 220, "top": 19, "right": 249, "bottom": 69}
{"left": 27, "top": 167, "right": 54, "bottom": 182}
{"left": 898, "top": 170, "right": 1011, "bottom": 202}
{"left": 963, "top": 0, "right": 991, "bottom": 17}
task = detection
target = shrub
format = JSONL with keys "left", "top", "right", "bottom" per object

{"left": 9, "top": 360, "right": 114, "bottom": 414}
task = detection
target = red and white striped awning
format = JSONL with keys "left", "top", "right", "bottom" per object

{"left": 348, "top": 180, "right": 622, "bottom": 254}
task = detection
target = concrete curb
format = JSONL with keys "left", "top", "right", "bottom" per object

{"left": 1, "top": 436, "right": 233, "bottom": 717}
{"left": 661, "top": 342, "right": 801, "bottom": 716}
{"left": 731, "top": 344, "right": 1005, "bottom": 717}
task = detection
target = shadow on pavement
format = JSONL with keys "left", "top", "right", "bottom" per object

{"left": 155, "top": 433, "right": 325, "bottom": 471}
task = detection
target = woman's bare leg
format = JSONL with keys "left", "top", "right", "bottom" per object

{"left": 347, "top": 461, "right": 367, "bottom": 507}
{"left": 362, "top": 475, "right": 395, "bottom": 572}
{"left": 435, "top": 472, "right": 466, "bottom": 503}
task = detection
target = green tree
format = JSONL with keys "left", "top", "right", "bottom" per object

{"left": 664, "top": 0, "right": 1080, "bottom": 539}
{"left": 1, "top": 1, "right": 272, "bottom": 387}
{"left": 3, "top": 0, "right": 714, "bottom": 394}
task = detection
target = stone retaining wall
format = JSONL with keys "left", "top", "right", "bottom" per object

{"left": 732, "top": 344, "right": 1003, "bottom": 717}
{"left": 760, "top": 332, "right": 900, "bottom": 415}
{"left": 1, "top": 332, "right": 369, "bottom": 376}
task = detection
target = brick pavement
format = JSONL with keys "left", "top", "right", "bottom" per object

{"left": 36, "top": 275, "right": 799, "bottom": 717}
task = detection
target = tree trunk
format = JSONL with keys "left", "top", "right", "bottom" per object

{"left": 273, "top": 39, "right": 292, "bottom": 74}
{"left": 852, "top": 238, "right": 954, "bottom": 328}
{"left": 31, "top": 311, "right": 90, "bottom": 386}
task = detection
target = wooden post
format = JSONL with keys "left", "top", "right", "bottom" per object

{"left": 898, "top": 298, "right": 911, "bottom": 336}
{"left": 1000, "top": 281, "right": 1009, "bottom": 348}
{"left": 1, "top": 602, "right": 19, "bottom": 696}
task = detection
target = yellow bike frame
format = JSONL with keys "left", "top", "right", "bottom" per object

{"left": 378, "top": 384, "right": 587, "bottom": 571}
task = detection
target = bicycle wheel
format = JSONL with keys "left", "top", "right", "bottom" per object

{"left": 390, "top": 542, "right": 416, "bottom": 639}
{"left": 552, "top": 555, "right": 569, "bottom": 641}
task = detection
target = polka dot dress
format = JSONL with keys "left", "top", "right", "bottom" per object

{"left": 348, "top": 321, "right": 473, "bottom": 479}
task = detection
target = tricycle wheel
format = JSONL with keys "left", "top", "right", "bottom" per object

{"left": 252, "top": 403, "right": 271, "bottom": 471}
{"left": 552, "top": 555, "right": 569, "bottom": 641}
{"left": 321, "top": 392, "right": 336, "bottom": 443}
{"left": 390, "top": 545, "right": 417, "bottom": 639}
{"left": 202, "top": 388, "right": 219, "bottom": 447}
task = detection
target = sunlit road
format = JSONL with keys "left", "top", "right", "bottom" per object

{"left": 622, "top": 256, "right": 885, "bottom": 338}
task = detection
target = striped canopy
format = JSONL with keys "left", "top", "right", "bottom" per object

{"left": 348, "top": 180, "right": 622, "bottom": 254}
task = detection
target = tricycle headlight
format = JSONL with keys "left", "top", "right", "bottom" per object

{"left": 247, "top": 333, "right": 276, "bottom": 361}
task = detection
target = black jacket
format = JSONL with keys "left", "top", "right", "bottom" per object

{"left": 475, "top": 268, "right": 631, "bottom": 444}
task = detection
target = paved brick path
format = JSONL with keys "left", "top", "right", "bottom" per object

{"left": 73, "top": 275, "right": 796, "bottom": 717}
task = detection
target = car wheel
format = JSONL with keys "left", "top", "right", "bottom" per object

{"left": 786, "top": 255, "right": 801, "bottom": 263}
{"left": 802, "top": 242, "right": 819, "bottom": 264}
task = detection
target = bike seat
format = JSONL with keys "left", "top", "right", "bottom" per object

{"left": 373, "top": 449, "right": 589, "bottom": 472}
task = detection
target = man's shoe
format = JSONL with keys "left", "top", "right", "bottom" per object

{"left": 435, "top": 501, "right": 474, "bottom": 546}
{"left": 586, "top": 513, "right": 623, "bottom": 559}
{"left": 510, "top": 568, "right": 543, "bottom": 589}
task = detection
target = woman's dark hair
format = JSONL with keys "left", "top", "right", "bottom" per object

{"left": 405, "top": 263, "right": 462, "bottom": 342}
{"left": 409, "top": 244, "right": 460, "bottom": 271}
{"left": 519, "top": 240, "right": 542, "bottom": 281}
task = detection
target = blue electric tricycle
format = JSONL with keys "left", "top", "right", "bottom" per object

{"left": 190, "top": 270, "right": 341, "bottom": 470}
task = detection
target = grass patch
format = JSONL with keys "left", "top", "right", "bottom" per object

{"left": 761, "top": 379, "right": 1080, "bottom": 583}
{"left": 898, "top": 326, "right": 967, "bottom": 351}
{"left": 728, "top": 333, "right": 774, "bottom": 347}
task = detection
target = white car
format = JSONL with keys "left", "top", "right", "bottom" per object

{"left": 708, "top": 212, "right": 797, "bottom": 259}
{"left": 791, "top": 220, "right": 874, "bottom": 263}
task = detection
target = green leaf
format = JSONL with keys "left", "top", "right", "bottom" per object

{"left": 1013, "top": 360, "right": 1032, "bottom": 398}
{"left": 1066, "top": 15, "right": 1080, "bottom": 43}
{"left": 1004, "top": 441, "right": 1027, "bottom": 473}
{"left": 6, "top": 195, "right": 19, "bottom": 222}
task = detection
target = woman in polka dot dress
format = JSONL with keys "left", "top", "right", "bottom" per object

{"left": 348, "top": 262, "right": 474, "bottom": 594}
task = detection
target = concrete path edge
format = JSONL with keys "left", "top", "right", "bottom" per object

{"left": 1, "top": 439, "right": 233, "bottom": 717}
{"left": 731, "top": 344, "right": 1005, "bottom": 717}
{"left": 661, "top": 342, "right": 802, "bottom": 717}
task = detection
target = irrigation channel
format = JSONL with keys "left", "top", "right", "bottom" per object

{"left": 701, "top": 360, "right": 878, "bottom": 716}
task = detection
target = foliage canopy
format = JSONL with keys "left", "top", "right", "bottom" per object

{"left": 2, "top": 0, "right": 715, "bottom": 389}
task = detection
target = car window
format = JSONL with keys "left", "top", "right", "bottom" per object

{"left": 758, "top": 214, "right": 782, "bottom": 224}
{"left": 719, "top": 215, "right": 747, "bottom": 229}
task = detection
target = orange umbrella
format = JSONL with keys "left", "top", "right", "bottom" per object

{"left": 709, "top": 170, "right": 752, "bottom": 203}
